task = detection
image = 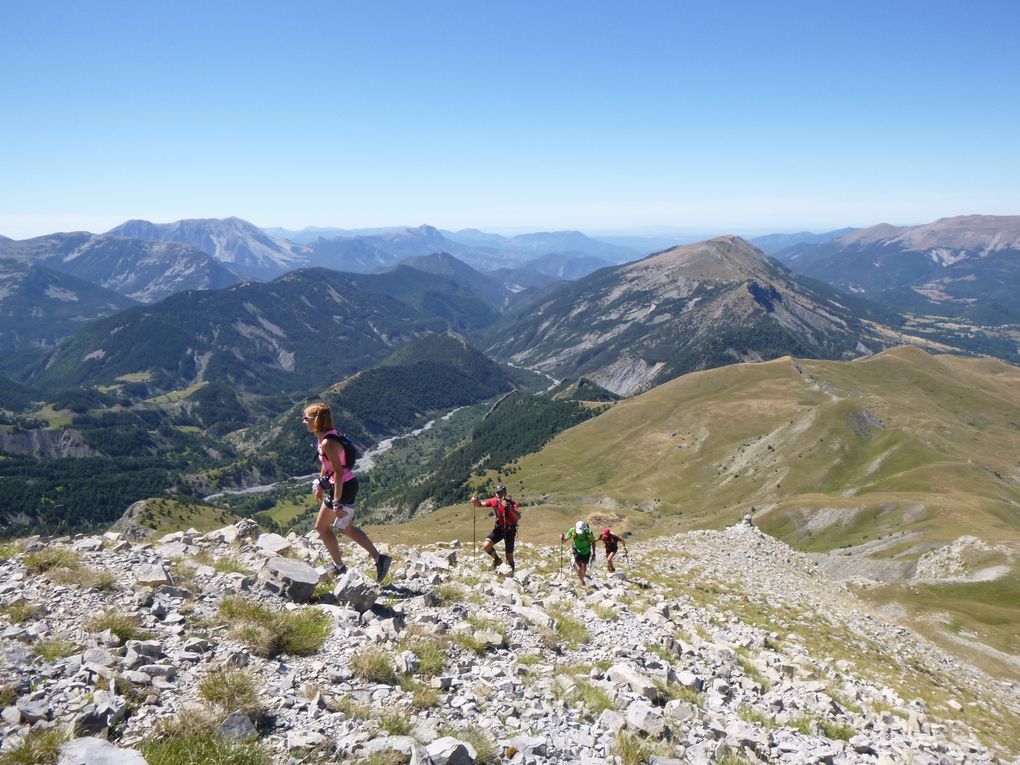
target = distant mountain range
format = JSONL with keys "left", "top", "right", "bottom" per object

{"left": 771, "top": 215, "right": 1020, "bottom": 322}
{"left": 28, "top": 255, "right": 502, "bottom": 396}
{"left": 0, "top": 232, "right": 242, "bottom": 302}
{"left": 106, "top": 217, "right": 307, "bottom": 280}
{"left": 303, "top": 224, "right": 637, "bottom": 276}
{"left": 749, "top": 228, "right": 857, "bottom": 255}
{"left": 483, "top": 236, "right": 916, "bottom": 396}
{"left": 0, "top": 258, "right": 136, "bottom": 372}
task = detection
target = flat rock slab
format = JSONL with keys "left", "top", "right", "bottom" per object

{"left": 57, "top": 737, "right": 148, "bottom": 765}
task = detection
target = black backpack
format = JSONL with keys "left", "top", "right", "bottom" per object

{"left": 323, "top": 431, "right": 361, "bottom": 469}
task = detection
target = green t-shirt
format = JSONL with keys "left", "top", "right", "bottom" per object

{"left": 566, "top": 528, "right": 596, "bottom": 555}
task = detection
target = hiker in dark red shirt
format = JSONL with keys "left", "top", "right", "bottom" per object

{"left": 599, "top": 527, "right": 628, "bottom": 572}
{"left": 470, "top": 484, "right": 520, "bottom": 572}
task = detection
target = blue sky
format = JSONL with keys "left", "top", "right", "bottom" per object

{"left": 2, "top": 0, "right": 1018, "bottom": 239}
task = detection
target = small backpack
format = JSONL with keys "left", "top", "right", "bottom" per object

{"left": 323, "top": 431, "right": 361, "bottom": 469}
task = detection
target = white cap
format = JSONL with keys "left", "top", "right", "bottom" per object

{"left": 575, "top": 520, "right": 585, "bottom": 533}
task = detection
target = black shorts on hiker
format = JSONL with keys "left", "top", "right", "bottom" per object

{"left": 573, "top": 551, "right": 591, "bottom": 565}
{"left": 336, "top": 477, "right": 358, "bottom": 504}
{"left": 605, "top": 544, "right": 618, "bottom": 556}
{"left": 486, "top": 524, "right": 517, "bottom": 554}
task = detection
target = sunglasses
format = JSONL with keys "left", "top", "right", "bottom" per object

{"left": 302, "top": 415, "right": 313, "bottom": 422}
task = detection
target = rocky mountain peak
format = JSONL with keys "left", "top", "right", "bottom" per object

{"left": 0, "top": 518, "right": 1015, "bottom": 763}
{"left": 628, "top": 235, "right": 772, "bottom": 284}
{"left": 836, "top": 215, "right": 1020, "bottom": 253}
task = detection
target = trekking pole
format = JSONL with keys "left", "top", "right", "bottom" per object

{"left": 472, "top": 502, "right": 477, "bottom": 561}
{"left": 559, "top": 540, "right": 563, "bottom": 575}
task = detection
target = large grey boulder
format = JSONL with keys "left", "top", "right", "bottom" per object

{"left": 426, "top": 736, "right": 476, "bottom": 765}
{"left": 259, "top": 557, "right": 320, "bottom": 602}
{"left": 57, "top": 738, "right": 148, "bottom": 765}
{"left": 333, "top": 569, "right": 378, "bottom": 613}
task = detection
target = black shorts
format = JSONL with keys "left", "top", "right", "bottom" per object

{"left": 326, "top": 477, "right": 358, "bottom": 505}
{"left": 605, "top": 545, "right": 618, "bottom": 556}
{"left": 573, "top": 551, "right": 592, "bottom": 565}
{"left": 486, "top": 524, "right": 517, "bottom": 554}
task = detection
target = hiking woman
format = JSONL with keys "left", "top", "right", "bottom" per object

{"left": 562, "top": 520, "right": 596, "bottom": 587}
{"left": 304, "top": 402, "right": 392, "bottom": 582}
{"left": 599, "top": 527, "right": 628, "bottom": 572}
{"left": 471, "top": 483, "right": 520, "bottom": 572}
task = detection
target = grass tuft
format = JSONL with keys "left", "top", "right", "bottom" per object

{"left": 199, "top": 668, "right": 265, "bottom": 717}
{"left": 218, "top": 596, "right": 330, "bottom": 658}
{"left": 34, "top": 639, "right": 78, "bottom": 662}
{"left": 140, "top": 710, "right": 271, "bottom": 765}
{"left": 440, "top": 725, "right": 496, "bottom": 765}
{"left": 1, "top": 598, "right": 42, "bottom": 624}
{"left": 0, "top": 725, "right": 70, "bottom": 765}
{"left": 86, "top": 610, "right": 140, "bottom": 641}
{"left": 22, "top": 548, "right": 79, "bottom": 574}
{"left": 349, "top": 647, "right": 398, "bottom": 685}
{"left": 398, "top": 634, "right": 447, "bottom": 677}
{"left": 551, "top": 611, "right": 589, "bottom": 647}
{"left": 614, "top": 730, "right": 659, "bottom": 765}
{"left": 819, "top": 719, "right": 856, "bottom": 741}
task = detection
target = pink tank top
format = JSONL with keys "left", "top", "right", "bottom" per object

{"left": 317, "top": 429, "right": 355, "bottom": 485}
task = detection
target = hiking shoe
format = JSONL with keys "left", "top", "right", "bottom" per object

{"left": 375, "top": 554, "right": 392, "bottom": 583}
{"left": 491, "top": 555, "right": 502, "bottom": 570}
{"left": 333, "top": 563, "right": 348, "bottom": 576}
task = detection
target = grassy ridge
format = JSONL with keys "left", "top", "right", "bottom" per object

{"left": 372, "top": 346, "right": 1020, "bottom": 678}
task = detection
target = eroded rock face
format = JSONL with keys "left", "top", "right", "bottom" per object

{"left": 0, "top": 519, "right": 1015, "bottom": 765}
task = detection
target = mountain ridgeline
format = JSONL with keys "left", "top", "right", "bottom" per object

{"left": 28, "top": 262, "right": 501, "bottom": 396}
{"left": 772, "top": 215, "right": 1020, "bottom": 323}
{"left": 483, "top": 235, "right": 909, "bottom": 396}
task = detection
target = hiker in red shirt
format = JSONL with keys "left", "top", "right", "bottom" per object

{"left": 470, "top": 484, "right": 520, "bottom": 572}
{"left": 599, "top": 527, "right": 628, "bottom": 572}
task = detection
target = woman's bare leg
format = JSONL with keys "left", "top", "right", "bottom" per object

{"left": 314, "top": 505, "right": 344, "bottom": 567}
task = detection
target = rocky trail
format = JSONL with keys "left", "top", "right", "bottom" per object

{"left": 1, "top": 518, "right": 1017, "bottom": 765}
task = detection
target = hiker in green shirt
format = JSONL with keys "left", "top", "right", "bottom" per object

{"left": 561, "top": 520, "right": 596, "bottom": 587}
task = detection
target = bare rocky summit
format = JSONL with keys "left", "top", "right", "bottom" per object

{"left": 1, "top": 519, "right": 1017, "bottom": 764}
